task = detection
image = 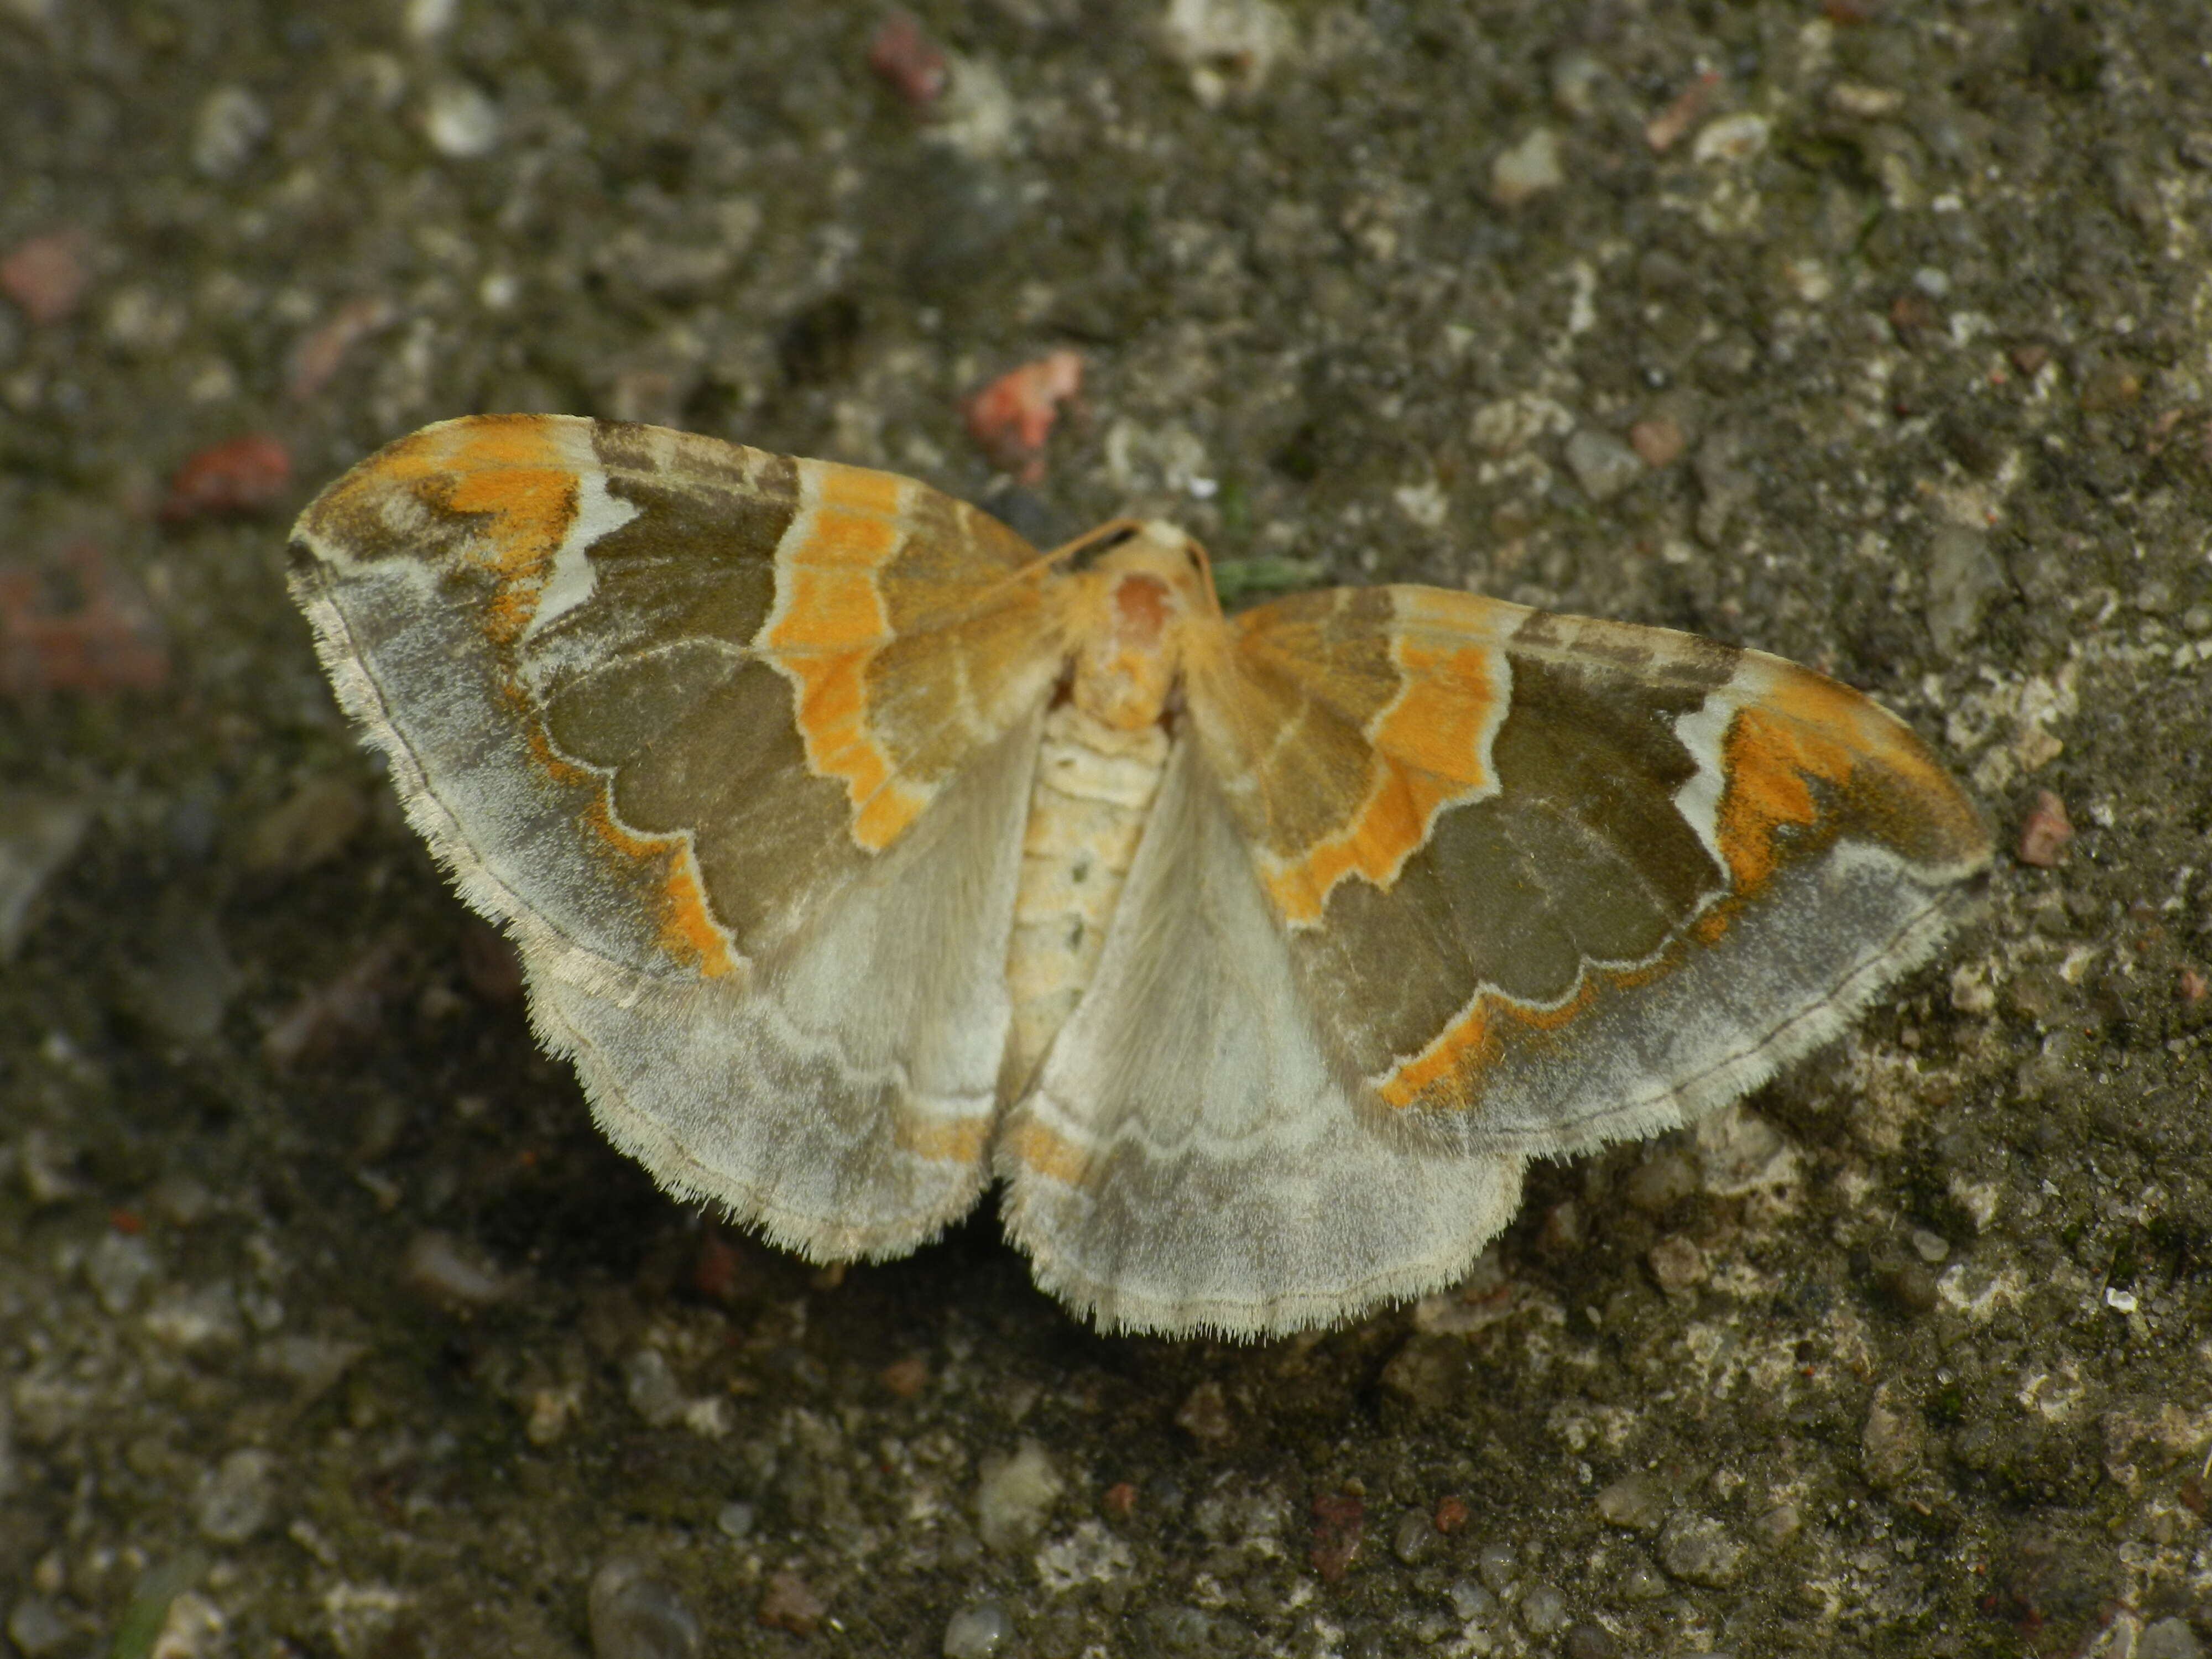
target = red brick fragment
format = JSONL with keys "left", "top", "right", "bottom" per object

{"left": 1645, "top": 70, "right": 1719, "bottom": 153}
{"left": 1433, "top": 1493, "right": 1470, "bottom": 1534}
{"left": 1310, "top": 1490, "right": 1365, "bottom": 1583}
{"left": 878, "top": 1355, "right": 928, "bottom": 1399}
{"left": 1103, "top": 1481, "right": 1137, "bottom": 1520}
{"left": 1889, "top": 291, "right": 1942, "bottom": 348}
{"left": 1, "top": 228, "right": 92, "bottom": 326}
{"left": 0, "top": 542, "right": 168, "bottom": 697}
{"left": 964, "top": 351, "right": 1081, "bottom": 482}
{"left": 2016, "top": 790, "right": 2073, "bottom": 868}
{"left": 161, "top": 435, "right": 293, "bottom": 523}
{"left": 868, "top": 12, "right": 948, "bottom": 107}
{"left": 2181, "top": 967, "right": 2208, "bottom": 1005}
{"left": 1629, "top": 417, "right": 1684, "bottom": 468}
{"left": 692, "top": 1229, "right": 750, "bottom": 1303}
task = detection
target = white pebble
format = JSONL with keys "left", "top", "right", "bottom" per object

{"left": 193, "top": 86, "right": 269, "bottom": 178}
{"left": 1491, "top": 126, "right": 1563, "bottom": 206}
{"left": 1519, "top": 1582, "right": 1568, "bottom": 1634}
{"left": 623, "top": 1349, "right": 686, "bottom": 1428}
{"left": 423, "top": 82, "right": 500, "bottom": 159}
{"left": 943, "top": 1601, "right": 1014, "bottom": 1659}
{"left": 588, "top": 1559, "right": 701, "bottom": 1659}
{"left": 195, "top": 1447, "right": 276, "bottom": 1543}
{"left": 975, "top": 1440, "right": 1061, "bottom": 1550}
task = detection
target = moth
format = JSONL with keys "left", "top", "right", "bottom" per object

{"left": 289, "top": 415, "right": 1991, "bottom": 1337}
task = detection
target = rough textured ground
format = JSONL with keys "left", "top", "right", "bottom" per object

{"left": 3, "top": 2, "right": 2210, "bottom": 1656}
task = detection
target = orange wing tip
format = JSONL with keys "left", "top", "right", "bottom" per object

{"left": 1710, "top": 664, "right": 1992, "bottom": 894}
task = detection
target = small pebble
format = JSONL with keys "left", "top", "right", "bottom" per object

{"left": 192, "top": 86, "right": 269, "bottom": 178}
{"left": 1924, "top": 523, "right": 2004, "bottom": 653}
{"left": 1616, "top": 1556, "right": 1670, "bottom": 1600}
{"left": 1629, "top": 417, "right": 1686, "bottom": 468}
{"left": 715, "top": 1501, "right": 755, "bottom": 1541}
{"left": 942, "top": 1601, "right": 1015, "bottom": 1659}
{"left": 1565, "top": 428, "right": 1645, "bottom": 502}
{"left": 2017, "top": 790, "right": 2074, "bottom": 868}
{"left": 1658, "top": 1513, "right": 1744, "bottom": 1588}
{"left": 1477, "top": 1538, "right": 1517, "bottom": 1593}
{"left": 588, "top": 1558, "right": 701, "bottom": 1659}
{"left": 879, "top": 1355, "right": 929, "bottom": 1399}
{"left": 85, "top": 1230, "right": 159, "bottom": 1315}
{"left": 2139, "top": 1616, "right": 2204, "bottom": 1659}
{"left": 161, "top": 435, "right": 293, "bottom": 523}
{"left": 144, "top": 1280, "right": 243, "bottom": 1350}
{"left": 423, "top": 81, "right": 502, "bottom": 158}
{"left": 1519, "top": 1583, "right": 1568, "bottom": 1634}
{"left": 148, "top": 1590, "right": 226, "bottom": 1658}
{"left": 1647, "top": 1234, "right": 1708, "bottom": 1296}
{"left": 1621, "top": 1149, "right": 1697, "bottom": 1213}
{"left": 757, "top": 1569, "right": 825, "bottom": 1637}
{"left": 0, "top": 228, "right": 91, "bottom": 326}
{"left": 1692, "top": 112, "right": 1770, "bottom": 165}
{"left": 623, "top": 1349, "right": 687, "bottom": 1428}
{"left": 0, "top": 792, "right": 89, "bottom": 957}
{"left": 6, "top": 1597, "right": 73, "bottom": 1658}
{"left": 1446, "top": 1578, "right": 1498, "bottom": 1623}
{"left": 977, "top": 1440, "right": 1062, "bottom": 1549}
{"left": 1751, "top": 1500, "right": 1802, "bottom": 1547}
{"left": 195, "top": 1447, "right": 276, "bottom": 1543}
{"left": 868, "top": 12, "right": 949, "bottom": 106}
{"left": 1159, "top": 0, "right": 1291, "bottom": 106}
{"left": 1563, "top": 1624, "right": 1620, "bottom": 1659}
{"left": 1548, "top": 49, "right": 1603, "bottom": 118}
{"left": 401, "top": 1230, "right": 509, "bottom": 1308}
{"left": 1175, "top": 1379, "right": 1233, "bottom": 1441}
{"left": 146, "top": 1171, "right": 213, "bottom": 1226}
{"left": 1390, "top": 1508, "right": 1435, "bottom": 1565}
{"left": 1594, "top": 1472, "right": 1665, "bottom": 1531}
{"left": 1491, "top": 126, "right": 1564, "bottom": 206}
{"left": 965, "top": 352, "right": 1081, "bottom": 482}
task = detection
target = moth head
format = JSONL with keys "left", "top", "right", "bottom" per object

{"left": 1062, "top": 520, "right": 1220, "bottom": 731}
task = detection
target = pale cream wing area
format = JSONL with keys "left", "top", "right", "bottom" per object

{"left": 995, "top": 740, "right": 1526, "bottom": 1338}
{"left": 531, "top": 716, "right": 1044, "bottom": 1261}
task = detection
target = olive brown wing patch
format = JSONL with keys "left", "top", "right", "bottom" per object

{"left": 288, "top": 414, "right": 1064, "bottom": 1260}
{"left": 1202, "top": 583, "right": 1992, "bottom": 1151}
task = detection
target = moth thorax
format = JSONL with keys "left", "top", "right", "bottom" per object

{"left": 1002, "top": 698, "right": 1171, "bottom": 1094}
{"left": 1068, "top": 525, "right": 1214, "bottom": 732}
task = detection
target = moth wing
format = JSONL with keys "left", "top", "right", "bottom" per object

{"left": 999, "top": 585, "right": 1990, "bottom": 1335}
{"left": 998, "top": 737, "right": 1528, "bottom": 1337}
{"left": 289, "top": 414, "right": 1064, "bottom": 1259}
